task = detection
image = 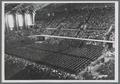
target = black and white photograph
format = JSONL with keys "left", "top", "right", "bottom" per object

{"left": 1, "top": 1, "right": 118, "bottom": 83}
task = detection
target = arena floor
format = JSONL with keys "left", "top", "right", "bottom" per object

{"left": 5, "top": 39, "right": 103, "bottom": 79}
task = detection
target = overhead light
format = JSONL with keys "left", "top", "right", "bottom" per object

{"left": 105, "top": 5, "right": 108, "bottom": 8}
{"left": 47, "top": 13, "right": 50, "bottom": 16}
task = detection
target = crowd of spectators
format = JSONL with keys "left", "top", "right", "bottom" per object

{"left": 5, "top": 54, "right": 78, "bottom": 80}
{"left": 37, "top": 7, "right": 115, "bottom": 43}
{"left": 75, "top": 47, "right": 115, "bottom": 80}
{"left": 5, "top": 5, "right": 115, "bottom": 80}
{"left": 5, "top": 42, "right": 114, "bottom": 80}
{"left": 6, "top": 6, "right": 115, "bottom": 45}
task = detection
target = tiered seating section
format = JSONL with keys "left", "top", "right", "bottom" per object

{"left": 5, "top": 4, "right": 115, "bottom": 79}
{"left": 35, "top": 7, "right": 114, "bottom": 41}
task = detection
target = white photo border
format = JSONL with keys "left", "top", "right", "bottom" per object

{"left": 1, "top": 1, "right": 119, "bottom": 83}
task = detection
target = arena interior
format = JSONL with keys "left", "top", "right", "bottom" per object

{"left": 4, "top": 3, "right": 115, "bottom": 80}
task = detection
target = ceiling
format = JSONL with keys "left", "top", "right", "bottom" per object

{"left": 5, "top": 3, "right": 114, "bottom": 14}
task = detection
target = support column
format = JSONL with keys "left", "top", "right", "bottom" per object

{"left": 5, "top": 14, "right": 9, "bottom": 33}
{"left": 32, "top": 10, "right": 36, "bottom": 26}
{"left": 14, "top": 13, "right": 19, "bottom": 31}
{"left": 23, "top": 13, "right": 26, "bottom": 30}
{"left": 24, "top": 13, "right": 28, "bottom": 29}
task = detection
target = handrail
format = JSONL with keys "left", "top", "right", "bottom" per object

{"left": 28, "top": 34, "right": 114, "bottom": 43}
